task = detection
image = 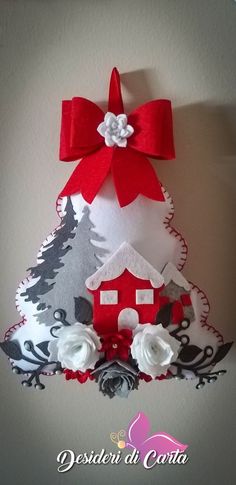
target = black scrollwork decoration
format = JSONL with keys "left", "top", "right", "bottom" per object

{"left": 155, "top": 305, "right": 233, "bottom": 390}
{"left": 0, "top": 338, "right": 63, "bottom": 390}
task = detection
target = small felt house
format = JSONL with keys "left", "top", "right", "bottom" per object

{"left": 160, "top": 262, "right": 195, "bottom": 324}
{"left": 86, "top": 242, "right": 164, "bottom": 334}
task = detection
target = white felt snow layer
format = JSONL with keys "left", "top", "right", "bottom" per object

{"left": 162, "top": 262, "right": 191, "bottom": 291}
{"left": 86, "top": 242, "right": 164, "bottom": 290}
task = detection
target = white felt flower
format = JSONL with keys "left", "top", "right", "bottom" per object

{"left": 97, "top": 112, "right": 134, "bottom": 147}
{"left": 131, "top": 324, "right": 180, "bottom": 378}
{"left": 48, "top": 323, "right": 101, "bottom": 372}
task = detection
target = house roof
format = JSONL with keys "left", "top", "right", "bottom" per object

{"left": 86, "top": 242, "right": 164, "bottom": 290}
{"left": 161, "top": 262, "right": 190, "bottom": 291}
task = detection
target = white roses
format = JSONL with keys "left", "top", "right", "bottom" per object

{"left": 48, "top": 321, "right": 180, "bottom": 378}
{"left": 131, "top": 324, "right": 180, "bottom": 378}
{"left": 48, "top": 323, "right": 101, "bottom": 372}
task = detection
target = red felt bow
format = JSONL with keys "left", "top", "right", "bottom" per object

{"left": 59, "top": 68, "right": 175, "bottom": 207}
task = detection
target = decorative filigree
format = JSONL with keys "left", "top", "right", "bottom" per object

{"left": 155, "top": 305, "right": 232, "bottom": 389}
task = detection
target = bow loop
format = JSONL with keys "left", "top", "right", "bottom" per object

{"left": 59, "top": 98, "right": 104, "bottom": 162}
{"left": 128, "top": 99, "right": 175, "bottom": 159}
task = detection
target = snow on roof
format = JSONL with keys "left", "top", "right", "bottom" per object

{"left": 161, "top": 262, "right": 190, "bottom": 291}
{"left": 86, "top": 242, "right": 164, "bottom": 290}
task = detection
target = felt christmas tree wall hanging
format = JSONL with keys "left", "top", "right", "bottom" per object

{"left": 0, "top": 68, "right": 233, "bottom": 397}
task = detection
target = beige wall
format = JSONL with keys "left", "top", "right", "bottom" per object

{"left": 0, "top": 1, "right": 235, "bottom": 484}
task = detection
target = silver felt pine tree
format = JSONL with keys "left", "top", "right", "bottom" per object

{"left": 22, "top": 202, "right": 108, "bottom": 326}
{"left": 21, "top": 197, "right": 77, "bottom": 308}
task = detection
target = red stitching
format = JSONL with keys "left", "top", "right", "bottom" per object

{"left": 162, "top": 186, "right": 224, "bottom": 344}
{"left": 4, "top": 319, "right": 25, "bottom": 340}
{"left": 162, "top": 186, "right": 188, "bottom": 271}
{"left": 190, "top": 282, "right": 224, "bottom": 344}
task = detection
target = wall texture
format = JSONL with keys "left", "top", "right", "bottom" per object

{"left": 0, "top": 1, "right": 235, "bottom": 484}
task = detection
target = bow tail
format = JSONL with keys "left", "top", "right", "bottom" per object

{"left": 59, "top": 146, "right": 113, "bottom": 203}
{"left": 112, "top": 147, "right": 165, "bottom": 207}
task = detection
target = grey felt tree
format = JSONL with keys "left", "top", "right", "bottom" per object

{"left": 35, "top": 205, "right": 108, "bottom": 325}
{"left": 21, "top": 197, "right": 77, "bottom": 309}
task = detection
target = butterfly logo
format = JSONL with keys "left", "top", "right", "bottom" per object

{"left": 110, "top": 412, "right": 188, "bottom": 464}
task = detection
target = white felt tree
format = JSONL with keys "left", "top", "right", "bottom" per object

{"left": 3, "top": 182, "right": 231, "bottom": 387}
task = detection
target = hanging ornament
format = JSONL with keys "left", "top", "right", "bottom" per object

{"left": 0, "top": 68, "right": 232, "bottom": 397}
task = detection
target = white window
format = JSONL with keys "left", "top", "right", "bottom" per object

{"left": 100, "top": 290, "right": 118, "bottom": 305}
{"left": 136, "top": 289, "right": 154, "bottom": 304}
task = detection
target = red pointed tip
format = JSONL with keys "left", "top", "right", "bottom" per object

{"left": 112, "top": 66, "right": 119, "bottom": 75}
{"left": 108, "top": 67, "right": 124, "bottom": 114}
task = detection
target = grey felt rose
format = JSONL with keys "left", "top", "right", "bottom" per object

{"left": 92, "top": 360, "right": 139, "bottom": 399}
